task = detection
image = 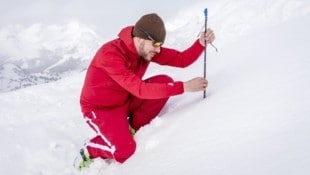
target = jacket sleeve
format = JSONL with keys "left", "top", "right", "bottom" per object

{"left": 152, "top": 39, "right": 205, "bottom": 67}
{"left": 97, "top": 52, "right": 184, "bottom": 99}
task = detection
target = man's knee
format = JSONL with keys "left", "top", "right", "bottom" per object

{"left": 114, "top": 139, "right": 136, "bottom": 163}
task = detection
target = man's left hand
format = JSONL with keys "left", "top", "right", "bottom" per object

{"left": 199, "top": 28, "right": 216, "bottom": 46}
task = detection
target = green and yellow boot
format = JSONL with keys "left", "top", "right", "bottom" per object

{"left": 73, "top": 148, "right": 93, "bottom": 171}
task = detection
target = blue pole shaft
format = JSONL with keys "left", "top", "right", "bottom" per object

{"left": 203, "top": 11, "right": 208, "bottom": 99}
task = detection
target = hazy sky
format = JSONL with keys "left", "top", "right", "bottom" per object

{"left": 0, "top": 0, "right": 202, "bottom": 36}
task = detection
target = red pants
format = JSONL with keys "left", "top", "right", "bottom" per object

{"left": 83, "top": 75, "right": 172, "bottom": 163}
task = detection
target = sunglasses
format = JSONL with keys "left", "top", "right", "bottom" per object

{"left": 137, "top": 27, "right": 163, "bottom": 47}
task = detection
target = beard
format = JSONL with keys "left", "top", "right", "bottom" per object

{"left": 138, "top": 41, "right": 156, "bottom": 61}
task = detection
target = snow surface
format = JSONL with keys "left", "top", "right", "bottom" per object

{"left": 1, "top": 0, "right": 310, "bottom": 175}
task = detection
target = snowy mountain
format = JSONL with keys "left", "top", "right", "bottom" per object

{"left": 0, "top": 0, "right": 310, "bottom": 175}
{"left": 0, "top": 21, "right": 102, "bottom": 92}
{"left": 0, "top": 63, "right": 60, "bottom": 92}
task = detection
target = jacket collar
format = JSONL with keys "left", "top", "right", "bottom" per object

{"left": 118, "top": 26, "right": 138, "bottom": 56}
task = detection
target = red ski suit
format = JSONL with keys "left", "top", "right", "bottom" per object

{"left": 80, "top": 26, "right": 204, "bottom": 163}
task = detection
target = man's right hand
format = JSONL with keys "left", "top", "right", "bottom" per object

{"left": 184, "top": 77, "right": 208, "bottom": 92}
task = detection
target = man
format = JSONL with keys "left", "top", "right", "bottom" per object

{"left": 74, "top": 13, "right": 215, "bottom": 170}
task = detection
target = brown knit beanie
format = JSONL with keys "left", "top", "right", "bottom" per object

{"left": 132, "top": 13, "right": 166, "bottom": 43}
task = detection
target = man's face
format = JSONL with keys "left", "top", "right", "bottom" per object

{"left": 138, "top": 39, "right": 161, "bottom": 61}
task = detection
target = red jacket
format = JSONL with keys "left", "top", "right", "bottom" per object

{"left": 80, "top": 26, "right": 204, "bottom": 113}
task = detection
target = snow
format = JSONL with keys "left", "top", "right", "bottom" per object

{"left": 1, "top": 0, "right": 310, "bottom": 175}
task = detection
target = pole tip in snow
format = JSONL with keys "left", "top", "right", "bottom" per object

{"left": 204, "top": 8, "right": 208, "bottom": 17}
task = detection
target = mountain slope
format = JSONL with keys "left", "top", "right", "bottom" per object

{"left": 105, "top": 13, "right": 310, "bottom": 175}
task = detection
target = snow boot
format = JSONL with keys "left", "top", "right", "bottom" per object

{"left": 73, "top": 147, "right": 93, "bottom": 171}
